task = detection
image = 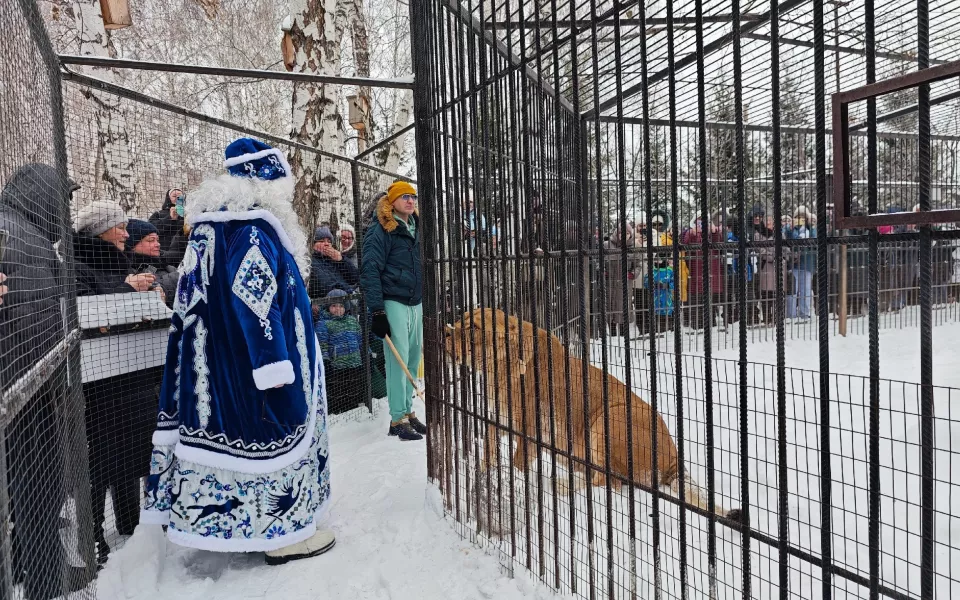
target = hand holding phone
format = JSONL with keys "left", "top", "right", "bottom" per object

{"left": 126, "top": 273, "right": 157, "bottom": 292}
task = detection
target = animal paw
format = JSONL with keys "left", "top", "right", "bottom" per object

{"left": 724, "top": 508, "right": 743, "bottom": 522}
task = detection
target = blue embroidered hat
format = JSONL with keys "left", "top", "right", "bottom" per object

{"left": 224, "top": 137, "right": 291, "bottom": 181}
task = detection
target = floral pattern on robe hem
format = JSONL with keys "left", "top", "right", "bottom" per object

{"left": 140, "top": 374, "right": 330, "bottom": 553}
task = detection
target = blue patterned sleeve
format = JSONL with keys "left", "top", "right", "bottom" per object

{"left": 227, "top": 224, "right": 293, "bottom": 390}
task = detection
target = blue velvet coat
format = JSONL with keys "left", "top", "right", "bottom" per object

{"left": 155, "top": 213, "right": 322, "bottom": 473}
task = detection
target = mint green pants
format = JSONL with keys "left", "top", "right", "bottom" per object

{"left": 384, "top": 301, "right": 423, "bottom": 423}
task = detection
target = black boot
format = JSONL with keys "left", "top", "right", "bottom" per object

{"left": 407, "top": 413, "right": 427, "bottom": 435}
{"left": 388, "top": 420, "right": 423, "bottom": 441}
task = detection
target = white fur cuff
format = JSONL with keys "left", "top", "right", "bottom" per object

{"left": 253, "top": 360, "right": 295, "bottom": 390}
{"left": 152, "top": 429, "right": 179, "bottom": 446}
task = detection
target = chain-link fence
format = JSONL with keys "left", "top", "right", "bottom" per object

{"left": 1, "top": 1, "right": 94, "bottom": 598}
{"left": 56, "top": 72, "right": 413, "bottom": 567}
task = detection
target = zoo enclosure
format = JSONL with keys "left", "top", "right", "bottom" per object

{"left": 412, "top": 0, "right": 960, "bottom": 599}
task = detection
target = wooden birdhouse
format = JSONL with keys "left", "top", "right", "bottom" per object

{"left": 347, "top": 94, "right": 370, "bottom": 131}
{"left": 281, "top": 16, "right": 296, "bottom": 72}
{"left": 99, "top": 0, "right": 132, "bottom": 30}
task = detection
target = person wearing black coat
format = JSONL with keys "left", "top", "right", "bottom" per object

{"left": 124, "top": 219, "right": 178, "bottom": 306}
{"left": 148, "top": 188, "right": 185, "bottom": 252}
{"left": 163, "top": 229, "right": 189, "bottom": 269}
{"left": 0, "top": 163, "right": 80, "bottom": 599}
{"left": 0, "top": 163, "right": 71, "bottom": 382}
{"left": 73, "top": 200, "right": 162, "bottom": 568}
{"left": 309, "top": 225, "right": 360, "bottom": 299}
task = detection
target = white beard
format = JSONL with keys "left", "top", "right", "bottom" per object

{"left": 185, "top": 174, "right": 311, "bottom": 278}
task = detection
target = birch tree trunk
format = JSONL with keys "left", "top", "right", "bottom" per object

{"left": 345, "top": 0, "right": 408, "bottom": 188}
{"left": 347, "top": 0, "right": 371, "bottom": 114}
{"left": 288, "top": 0, "right": 348, "bottom": 233}
{"left": 345, "top": 0, "right": 412, "bottom": 189}
{"left": 374, "top": 91, "right": 413, "bottom": 189}
{"left": 73, "top": 0, "right": 138, "bottom": 214}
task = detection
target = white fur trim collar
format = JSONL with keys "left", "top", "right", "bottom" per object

{"left": 185, "top": 174, "right": 310, "bottom": 278}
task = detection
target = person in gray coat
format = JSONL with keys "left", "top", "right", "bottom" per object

{"left": 603, "top": 223, "right": 640, "bottom": 337}
{"left": 754, "top": 214, "right": 790, "bottom": 326}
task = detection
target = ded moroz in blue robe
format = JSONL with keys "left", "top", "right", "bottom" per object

{"left": 140, "top": 140, "right": 331, "bottom": 552}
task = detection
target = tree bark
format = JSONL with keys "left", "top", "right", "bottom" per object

{"left": 288, "top": 0, "right": 348, "bottom": 234}
{"left": 347, "top": 0, "right": 371, "bottom": 109}
{"left": 373, "top": 91, "right": 413, "bottom": 189}
{"left": 73, "top": 0, "right": 139, "bottom": 214}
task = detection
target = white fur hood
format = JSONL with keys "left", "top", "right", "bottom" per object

{"left": 185, "top": 174, "right": 311, "bottom": 278}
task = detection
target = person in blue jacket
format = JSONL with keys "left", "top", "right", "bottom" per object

{"left": 785, "top": 205, "right": 817, "bottom": 320}
{"left": 315, "top": 289, "right": 366, "bottom": 415}
{"left": 360, "top": 180, "right": 426, "bottom": 441}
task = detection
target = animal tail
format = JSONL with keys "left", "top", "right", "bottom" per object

{"left": 668, "top": 468, "right": 741, "bottom": 522}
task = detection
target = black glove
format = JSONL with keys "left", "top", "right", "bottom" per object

{"left": 371, "top": 311, "right": 391, "bottom": 339}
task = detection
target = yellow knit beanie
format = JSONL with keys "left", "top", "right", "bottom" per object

{"left": 378, "top": 181, "right": 418, "bottom": 232}
{"left": 386, "top": 181, "right": 416, "bottom": 204}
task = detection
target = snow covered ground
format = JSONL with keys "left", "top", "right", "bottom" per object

{"left": 588, "top": 321, "right": 960, "bottom": 599}
{"left": 91, "top": 399, "right": 568, "bottom": 600}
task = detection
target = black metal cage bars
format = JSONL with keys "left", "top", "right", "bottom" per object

{"left": 411, "top": 0, "right": 960, "bottom": 599}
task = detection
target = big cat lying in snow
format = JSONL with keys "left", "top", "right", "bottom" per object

{"left": 444, "top": 308, "right": 740, "bottom": 523}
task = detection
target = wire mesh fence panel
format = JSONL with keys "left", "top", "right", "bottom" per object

{"left": 56, "top": 71, "right": 409, "bottom": 567}
{"left": 412, "top": 0, "right": 960, "bottom": 598}
{"left": 0, "top": 1, "right": 94, "bottom": 598}
{"left": 578, "top": 235, "right": 960, "bottom": 356}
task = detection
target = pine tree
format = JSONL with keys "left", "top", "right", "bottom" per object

{"left": 704, "top": 85, "right": 758, "bottom": 219}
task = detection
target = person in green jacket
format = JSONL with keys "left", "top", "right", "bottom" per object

{"left": 315, "top": 289, "right": 365, "bottom": 415}
{"left": 360, "top": 180, "right": 426, "bottom": 441}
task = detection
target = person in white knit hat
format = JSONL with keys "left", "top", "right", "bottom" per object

{"left": 73, "top": 199, "right": 158, "bottom": 296}
{"left": 339, "top": 223, "right": 358, "bottom": 268}
{"left": 73, "top": 198, "right": 164, "bottom": 567}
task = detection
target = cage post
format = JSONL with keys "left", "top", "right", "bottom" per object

{"left": 731, "top": 0, "right": 752, "bottom": 595}
{"left": 917, "top": 0, "right": 936, "bottom": 596}
{"left": 768, "top": 0, "right": 789, "bottom": 594}
{"left": 864, "top": 0, "right": 881, "bottom": 595}
{"left": 409, "top": 0, "right": 438, "bottom": 481}
{"left": 350, "top": 162, "right": 374, "bottom": 417}
{"left": 839, "top": 243, "right": 848, "bottom": 335}
{"left": 693, "top": 0, "right": 720, "bottom": 595}
{"left": 814, "top": 0, "right": 835, "bottom": 595}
